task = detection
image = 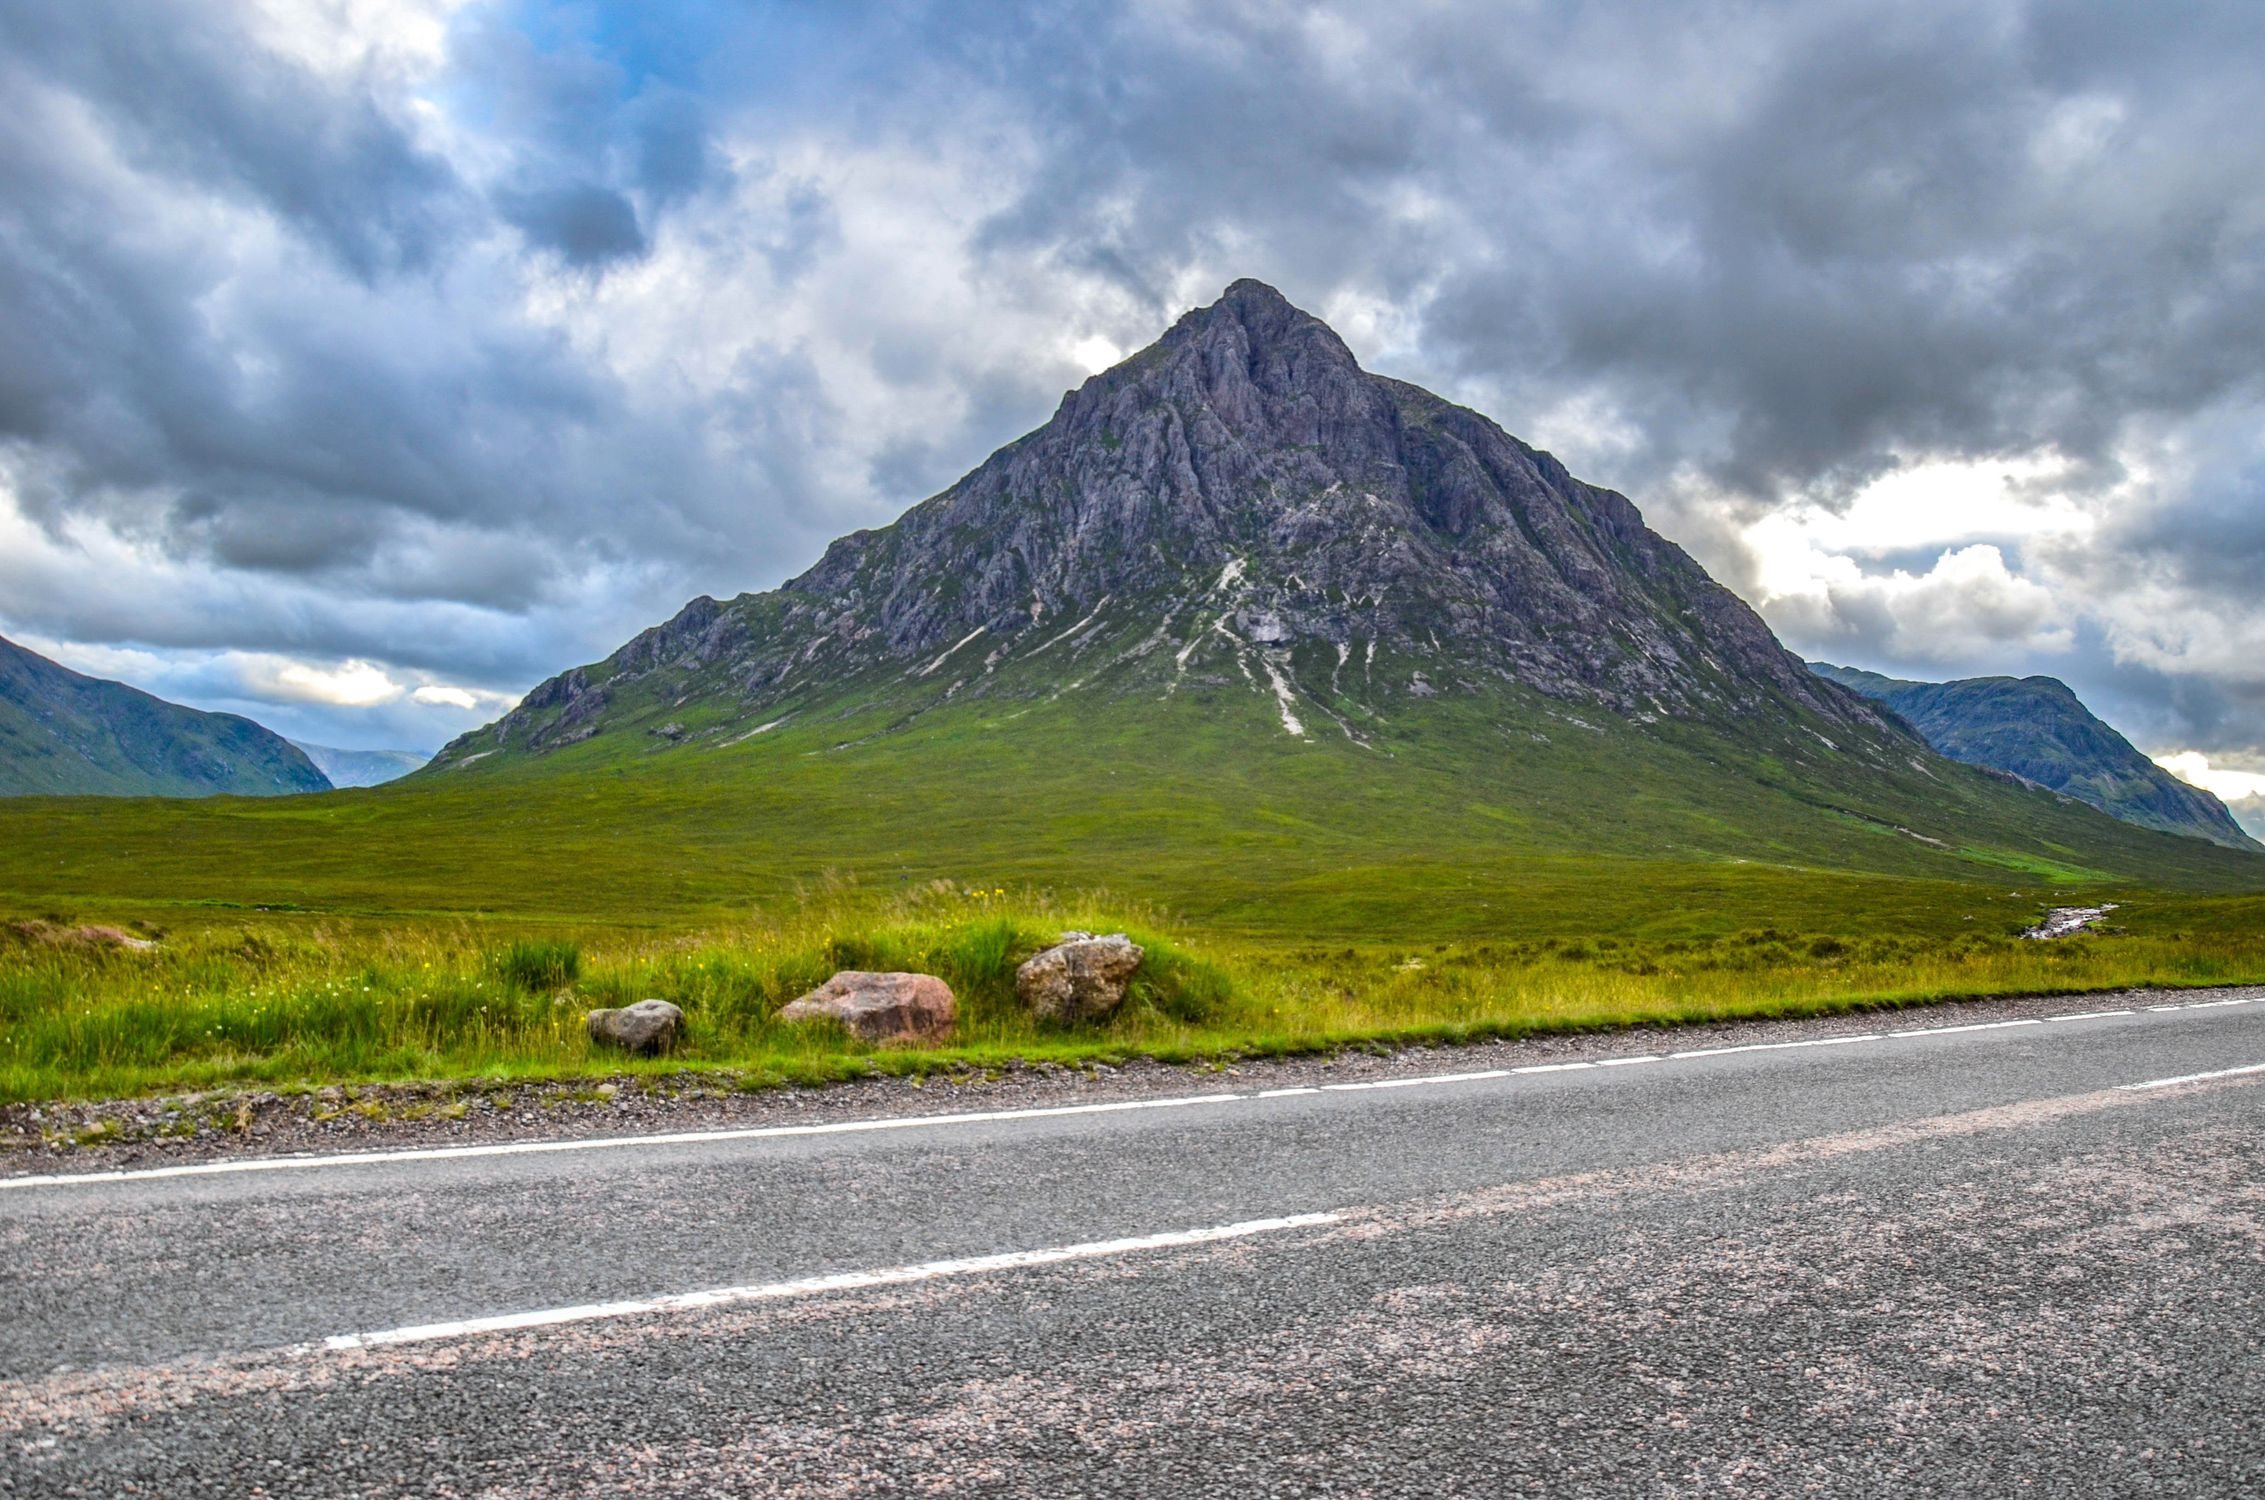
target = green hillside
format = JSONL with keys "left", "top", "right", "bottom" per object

{"left": 1811, "top": 664, "right": 2258, "bottom": 852}
{"left": 1, "top": 652, "right": 2255, "bottom": 933}
{"left": 0, "top": 635, "right": 331, "bottom": 798}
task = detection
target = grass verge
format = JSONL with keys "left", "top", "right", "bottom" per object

{"left": 6, "top": 882, "right": 2264, "bottom": 1105}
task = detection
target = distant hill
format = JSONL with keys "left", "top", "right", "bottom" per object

{"left": 1809, "top": 663, "right": 2260, "bottom": 852}
{"left": 291, "top": 742, "right": 430, "bottom": 788}
{"left": 0, "top": 634, "right": 331, "bottom": 798}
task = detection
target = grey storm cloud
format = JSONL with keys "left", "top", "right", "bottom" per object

{"left": 0, "top": 2, "right": 466, "bottom": 280}
{"left": 3, "top": 0, "right": 2265, "bottom": 757}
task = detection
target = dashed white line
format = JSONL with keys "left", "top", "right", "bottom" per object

{"left": 1670, "top": 1034, "right": 1882, "bottom": 1059}
{"left": 1877, "top": 1018, "right": 2040, "bottom": 1039}
{"left": 1320, "top": 1069, "right": 1509, "bottom": 1092}
{"left": 2116, "top": 1061, "right": 2265, "bottom": 1092}
{"left": 9, "top": 993, "right": 2260, "bottom": 1193}
{"left": 319, "top": 1211, "right": 1344, "bottom": 1352}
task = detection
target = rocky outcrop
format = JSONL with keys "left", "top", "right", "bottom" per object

{"left": 586, "top": 999, "right": 684, "bottom": 1055}
{"left": 779, "top": 971, "right": 956, "bottom": 1045}
{"left": 1015, "top": 932, "right": 1145, "bottom": 1024}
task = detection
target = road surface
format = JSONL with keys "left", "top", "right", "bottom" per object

{"left": 4, "top": 992, "right": 2263, "bottom": 1496}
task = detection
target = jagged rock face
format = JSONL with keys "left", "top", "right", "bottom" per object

{"left": 443, "top": 280, "right": 1900, "bottom": 760}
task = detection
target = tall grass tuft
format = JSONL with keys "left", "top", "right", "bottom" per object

{"left": 489, "top": 939, "right": 581, "bottom": 993}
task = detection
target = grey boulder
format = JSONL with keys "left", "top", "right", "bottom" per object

{"left": 586, "top": 999, "right": 684, "bottom": 1055}
{"left": 1016, "top": 932, "right": 1145, "bottom": 1023}
{"left": 779, "top": 971, "right": 956, "bottom": 1046}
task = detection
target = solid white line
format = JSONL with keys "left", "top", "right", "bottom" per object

{"left": 1597, "top": 1055, "right": 1662, "bottom": 1067}
{"left": 2043, "top": 1009, "right": 2133, "bottom": 1022}
{"left": 0, "top": 1092, "right": 1247, "bottom": 1192}
{"left": 320, "top": 1211, "right": 1343, "bottom": 1351}
{"left": 2117, "top": 1061, "right": 2265, "bottom": 1092}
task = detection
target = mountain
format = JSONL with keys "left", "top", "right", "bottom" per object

{"left": 442, "top": 279, "right": 1897, "bottom": 759}
{"left": 291, "top": 742, "right": 430, "bottom": 788}
{"left": 1809, "top": 664, "right": 2261, "bottom": 852}
{"left": 0, "top": 635, "right": 331, "bottom": 798}
{"left": 421, "top": 280, "right": 2257, "bottom": 892}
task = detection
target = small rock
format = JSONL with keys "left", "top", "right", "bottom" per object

{"left": 586, "top": 999, "right": 685, "bottom": 1055}
{"left": 2022, "top": 904, "right": 2119, "bottom": 940}
{"left": 779, "top": 972, "right": 956, "bottom": 1046}
{"left": 1016, "top": 933, "right": 1145, "bottom": 1024}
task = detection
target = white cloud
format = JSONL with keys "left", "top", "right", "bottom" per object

{"left": 1068, "top": 335, "right": 1123, "bottom": 373}
{"left": 1755, "top": 541, "right": 2072, "bottom": 667}
{"left": 412, "top": 683, "right": 479, "bottom": 709}
{"left": 264, "top": 657, "right": 402, "bottom": 706}
{"left": 2154, "top": 750, "right": 2265, "bottom": 802}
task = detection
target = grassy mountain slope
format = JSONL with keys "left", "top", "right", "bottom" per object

{"left": 0, "top": 635, "right": 330, "bottom": 799}
{"left": 1811, "top": 664, "right": 2259, "bottom": 852}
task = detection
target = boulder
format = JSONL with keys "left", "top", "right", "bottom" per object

{"left": 1015, "top": 932, "right": 1145, "bottom": 1023}
{"left": 778, "top": 971, "right": 956, "bottom": 1046}
{"left": 586, "top": 999, "right": 685, "bottom": 1055}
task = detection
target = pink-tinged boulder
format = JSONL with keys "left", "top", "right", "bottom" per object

{"left": 779, "top": 971, "right": 956, "bottom": 1046}
{"left": 1015, "top": 932, "right": 1145, "bottom": 1024}
{"left": 586, "top": 999, "right": 684, "bottom": 1055}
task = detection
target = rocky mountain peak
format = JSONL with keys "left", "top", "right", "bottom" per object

{"left": 443, "top": 281, "right": 1905, "bottom": 762}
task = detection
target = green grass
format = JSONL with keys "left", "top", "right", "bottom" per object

{"left": 1, "top": 660, "right": 2260, "bottom": 1104}
{"left": 5, "top": 881, "right": 2263, "bottom": 1104}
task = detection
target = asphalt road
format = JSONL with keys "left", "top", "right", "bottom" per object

{"left": 4, "top": 994, "right": 2262, "bottom": 1496}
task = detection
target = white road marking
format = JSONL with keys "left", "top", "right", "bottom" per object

{"left": 9, "top": 993, "right": 2260, "bottom": 1193}
{"left": 0, "top": 1092, "right": 1246, "bottom": 1191}
{"left": 1320, "top": 1069, "right": 1509, "bottom": 1092}
{"left": 2116, "top": 1061, "right": 2265, "bottom": 1091}
{"left": 1670, "top": 1034, "right": 1882, "bottom": 1059}
{"left": 1876, "top": 1018, "right": 2040, "bottom": 1039}
{"left": 319, "top": 1211, "right": 1343, "bottom": 1352}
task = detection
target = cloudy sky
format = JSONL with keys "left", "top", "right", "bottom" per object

{"left": 3, "top": 0, "right": 2263, "bottom": 811}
